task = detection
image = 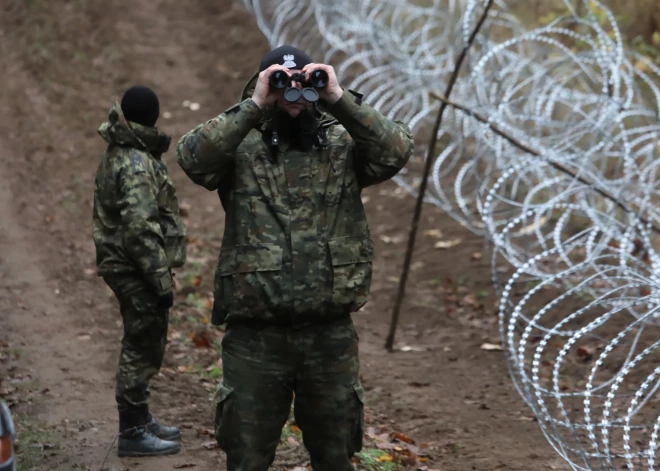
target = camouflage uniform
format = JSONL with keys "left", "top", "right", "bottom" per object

{"left": 177, "top": 72, "right": 413, "bottom": 470}
{"left": 93, "top": 102, "right": 186, "bottom": 428}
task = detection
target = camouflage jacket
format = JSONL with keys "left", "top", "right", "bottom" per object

{"left": 177, "top": 73, "right": 414, "bottom": 325}
{"left": 93, "top": 102, "right": 186, "bottom": 296}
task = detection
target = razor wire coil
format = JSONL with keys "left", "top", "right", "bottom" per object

{"left": 239, "top": 0, "right": 660, "bottom": 468}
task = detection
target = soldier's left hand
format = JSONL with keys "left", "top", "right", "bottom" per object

{"left": 301, "top": 63, "right": 343, "bottom": 105}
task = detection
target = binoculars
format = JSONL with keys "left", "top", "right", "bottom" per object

{"left": 269, "top": 69, "right": 329, "bottom": 103}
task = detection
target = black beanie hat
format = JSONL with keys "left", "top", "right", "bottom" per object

{"left": 120, "top": 85, "right": 160, "bottom": 128}
{"left": 259, "top": 45, "right": 312, "bottom": 72}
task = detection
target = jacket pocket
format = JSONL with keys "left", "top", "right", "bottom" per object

{"left": 327, "top": 235, "right": 374, "bottom": 312}
{"left": 213, "top": 382, "right": 234, "bottom": 451}
{"left": 214, "top": 243, "right": 283, "bottom": 317}
{"left": 348, "top": 380, "right": 366, "bottom": 455}
{"left": 163, "top": 224, "right": 186, "bottom": 268}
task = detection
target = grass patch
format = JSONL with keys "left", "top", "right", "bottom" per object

{"left": 14, "top": 420, "right": 56, "bottom": 471}
{"left": 196, "top": 365, "right": 223, "bottom": 381}
{"left": 355, "top": 447, "right": 405, "bottom": 471}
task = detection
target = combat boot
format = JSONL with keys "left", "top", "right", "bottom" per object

{"left": 117, "top": 427, "right": 180, "bottom": 457}
{"left": 146, "top": 416, "right": 181, "bottom": 441}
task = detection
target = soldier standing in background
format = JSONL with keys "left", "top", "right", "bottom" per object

{"left": 92, "top": 85, "right": 186, "bottom": 457}
{"left": 178, "top": 45, "right": 414, "bottom": 470}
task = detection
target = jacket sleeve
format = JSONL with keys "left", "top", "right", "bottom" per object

{"left": 176, "top": 98, "right": 263, "bottom": 191}
{"left": 117, "top": 151, "right": 172, "bottom": 296}
{"left": 327, "top": 90, "right": 415, "bottom": 188}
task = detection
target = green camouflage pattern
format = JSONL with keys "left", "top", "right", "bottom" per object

{"left": 103, "top": 274, "right": 169, "bottom": 424}
{"left": 93, "top": 102, "right": 186, "bottom": 296}
{"left": 176, "top": 72, "right": 414, "bottom": 325}
{"left": 214, "top": 317, "right": 364, "bottom": 470}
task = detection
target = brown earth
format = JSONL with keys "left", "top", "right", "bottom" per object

{"left": 0, "top": 1, "right": 571, "bottom": 470}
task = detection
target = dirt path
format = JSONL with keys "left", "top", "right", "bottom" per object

{"left": 0, "top": 1, "right": 570, "bottom": 470}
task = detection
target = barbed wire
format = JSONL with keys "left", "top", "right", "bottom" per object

{"left": 239, "top": 0, "right": 660, "bottom": 468}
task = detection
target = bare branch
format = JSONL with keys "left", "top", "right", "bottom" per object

{"left": 386, "top": 0, "right": 496, "bottom": 352}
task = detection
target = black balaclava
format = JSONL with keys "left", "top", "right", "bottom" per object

{"left": 259, "top": 46, "right": 317, "bottom": 150}
{"left": 258, "top": 45, "right": 312, "bottom": 72}
{"left": 120, "top": 85, "right": 160, "bottom": 128}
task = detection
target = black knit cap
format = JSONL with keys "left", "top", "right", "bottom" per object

{"left": 259, "top": 45, "right": 312, "bottom": 72}
{"left": 120, "top": 85, "right": 160, "bottom": 128}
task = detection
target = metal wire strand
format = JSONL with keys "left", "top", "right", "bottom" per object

{"left": 240, "top": 0, "right": 660, "bottom": 469}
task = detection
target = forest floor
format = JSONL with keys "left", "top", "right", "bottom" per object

{"left": 0, "top": 1, "right": 572, "bottom": 470}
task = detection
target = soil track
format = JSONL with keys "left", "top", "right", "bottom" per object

{"left": 0, "top": 1, "right": 570, "bottom": 470}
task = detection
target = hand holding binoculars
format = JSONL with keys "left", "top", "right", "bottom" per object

{"left": 269, "top": 69, "right": 329, "bottom": 103}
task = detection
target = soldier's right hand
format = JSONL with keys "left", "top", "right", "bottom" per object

{"left": 251, "top": 64, "right": 290, "bottom": 109}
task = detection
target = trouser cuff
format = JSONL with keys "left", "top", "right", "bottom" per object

{"left": 119, "top": 406, "right": 150, "bottom": 432}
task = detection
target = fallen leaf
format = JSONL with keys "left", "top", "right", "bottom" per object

{"left": 635, "top": 59, "right": 648, "bottom": 72}
{"left": 286, "top": 436, "right": 299, "bottom": 446}
{"left": 173, "top": 463, "right": 197, "bottom": 469}
{"left": 201, "top": 440, "right": 218, "bottom": 450}
{"left": 192, "top": 276, "right": 202, "bottom": 287}
{"left": 514, "top": 216, "right": 549, "bottom": 236}
{"left": 576, "top": 345, "right": 594, "bottom": 361}
{"left": 77, "top": 334, "right": 91, "bottom": 341}
{"left": 375, "top": 441, "right": 396, "bottom": 450}
{"left": 190, "top": 330, "right": 212, "bottom": 348}
{"left": 461, "top": 294, "right": 479, "bottom": 308}
{"left": 480, "top": 343, "right": 503, "bottom": 351}
{"left": 380, "top": 235, "right": 404, "bottom": 244}
{"left": 290, "top": 424, "right": 301, "bottom": 433}
{"left": 471, "top": 252, "right": 482, "bottom": 260}
{"left": 396, "top": 448, "right": 419, "bottom": 466}
{"left": 408, "top": 381, "right": 430, "bottom": 387}
{"left": 179, "top": 202, "right": 191, "bottom": 217}
{"left": 83, "top": 268, "right": 95, "bottom": 276}
{"left": 390, "top": 431, "right": 415, "bottom": 444}
{"left": 400, "top": 345, "right": 425, "bottom": 352}
{"left": 424, "top": 229, "right": 444, "bottom": 239}
{"left": 377, "top": 453, "right": 393, "bottom": 462}
{"left": 434, "top": 239, "right": 462, "bottom": 249}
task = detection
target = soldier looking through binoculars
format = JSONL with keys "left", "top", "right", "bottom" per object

{"left": 176, "top": 44, "right": 415, "bottom": 471}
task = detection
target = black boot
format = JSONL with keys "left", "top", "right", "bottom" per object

{"left": 146, "top": 416, "right": 181, "bottom": 441}
{"left": 117, "top": 426, "right": 181, "bottom": 457}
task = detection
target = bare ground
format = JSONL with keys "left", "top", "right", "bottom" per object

{"left": 0, "top": 1, "right": 571, "bottom": 470}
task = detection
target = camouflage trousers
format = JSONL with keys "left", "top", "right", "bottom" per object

{"left": 103, "top": 274, "right": 169, "bottom": 429}
{"left": 214, "top": 316, "right": 365, "bottom": 471}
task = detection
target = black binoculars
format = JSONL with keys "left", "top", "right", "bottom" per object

{"left": 269, "top": 69, "right": 329, "bottom": 103}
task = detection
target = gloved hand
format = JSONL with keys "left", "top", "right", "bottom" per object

{"left": 157, "top": 291, "right": 174, "bottom": 309}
